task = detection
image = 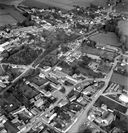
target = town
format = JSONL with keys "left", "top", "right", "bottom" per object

{"left": 0, "top": 0, "right": 128, "bottom": 133}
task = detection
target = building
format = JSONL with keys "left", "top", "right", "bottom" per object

{"left": 96, "top": 43, "right": 119, "bottom": 53}
{"left": 58, "top": 99, "right": 68, "bottom": 107}
{"left": 0, "top": 115, "right": 7, "bottom": 127}
{"left": 87, "top": 54, "right": 101, "bottom": 60}
{"left": 0, "top": 64, "right": 5, "bottom": 76}
{"left": 90, "top": 106, "right": 115, "bottom": 127}
{"left": 88, "top": 62, "right": 99, "bottom": 71}
{"left": 66, "top": 75, "right": 78, "bottom": 85}
{"left": 101, "top": 112, "right": 114, "bottom": 126}
{"left": 119, "top": 94, "right": 128, "bottom": 104}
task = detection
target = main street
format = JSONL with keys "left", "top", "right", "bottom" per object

{"left": 0, "top": 4, "right": 119, "bottom": 133}
{"left": 67, "top": 55, "right": 120, "bottom": 133}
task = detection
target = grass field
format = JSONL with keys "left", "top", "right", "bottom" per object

{"left": 115, "top": 0, "right": 128, "bottom": 13}
{"left": 90, "top": 32, "right": 121, "bottom": 47}
{"left": 0, "top": 15, "right": 17, "bottom": 26}
{"left": 0, "top": 5, "right": 26, "bottom": 21}
{"left": 21, "top": 0, "right": 51, "bottom": 9}
{"left": 21, "top": 0, "right": 109, "bottom": 10}
{"left": 73, "top": 0, "right": 108, "bottom": 7}
{"left": 96, "top": 95, "right": 127, "bottom": 113}
{"left": 111, "top": 72, "right": 128, "bottom": 87}
{"left": 0, "top": 4, "right": 26, "bottom": 26}
{"left": 21, "top": 0, "right": 74, "bottom": 10}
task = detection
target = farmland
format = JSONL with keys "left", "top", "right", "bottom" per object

{"left": 0, "top": 15, "right": 17, "bottom": 26}
{"left": 90, "top": 32, "right": 121, "bottom": 47}
{"left": 21, "top": 0, "right": 109, "bottom": 10}
{"left": 0, "top": 4, "right": 26, "bottom": 26}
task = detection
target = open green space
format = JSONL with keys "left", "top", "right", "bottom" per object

{"left": 21, "top": 0, "right": 109, "bottom": 10}
{"left": 90, "top": 32, "right": 121, "bottom": 47}
{"left": 21, "top": 0, "right": 74, "bottom": 10}
{"left": 96, "top": 95, "right": 127, "bottom": 114}
{"left": 0, "top": 4, "right": 26, "bottom": 26}
{"left": 0, "top": 15, "right": 17, "bottom": 26}
{"left": 111, "top": 72, "right": 128, "bottom": 87}
{"left": 81, "top": 45, "right": 116, "bottom": 61}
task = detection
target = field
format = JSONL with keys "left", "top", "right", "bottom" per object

{"left": 90, "top": 32, "right": 121, "bottom": 47}
{"left": 0, "top": 4, "right": 26, "bottom": 26}
{"left": 21, "top": 0, "right": 74, "bottom": 10}
{"left": 21, "top": 0, "right": 51, "bottom": 9}
{"left": 111, "top": 72, "right": 128, "bottom": 87}
{"left": 5, "top": 6, "right": 26, "bottom": 22}
{"left": 21, "top": 0, "right": 109, "bottom": 10}
{"left": 73, "top": 0, "right": 108, "bottom": 7}
{"left": 115, "top": 0, "right": 128, "bottom": 13}
{"left": 96, "top": 95, "right": 127, "bottom": 113}
{"left": 0, "top": 15, "right": 17, "bottom": 26}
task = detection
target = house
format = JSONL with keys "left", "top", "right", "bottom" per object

{"left": 0, "top": 115, "right": 7, "bottom": 126}
{"left": 77, "top": 96, "right": 83, "bottom": 103}
{"left": 66, "top": 76, "right": 78, "bottom": 85}
{"left": 58, "top": 99, "right": 68, "bottom": 107}
{"left": 88, "top": 62, "right": 99, "bottom": 71}
{"left": 119, "top": 94, "right": 128, "bottom": 104}
{"left": 0, "top": 64, "right": 5, "bottom": 76}
{"left": 34, "top": 99, "right": 44, "bottom": 108}
{"left": 69, "top": 95, "right": 77, "bottom": 102}
{"left": 87, "top": 54, "right": 100, "bottom": 60}
{"left": 101, "top": 112, "right": 115, "bottom": 126}
{"left": 92, "top": 106, "right": 115, "bottom": 127}
{"left": 48, "top": 113, "right": 57, "bottom": 123}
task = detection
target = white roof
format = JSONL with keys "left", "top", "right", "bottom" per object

{"left": 0, "top": 46, "right": 4, "bottom": 52}
{"left": 119, "top": 94, "right": 128, "bottom": 103}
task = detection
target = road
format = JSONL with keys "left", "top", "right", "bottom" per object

{"left": 67, "top": 55, "right": 120, "bottom": 133}
{"left": 0, "top": 65, "right": 32, "bottom": 95}
{"left": 0, "top": 20, "right": 99, "bottom": 96}
{"left": 52, "top": 29, "right": 99, "bottom": 72}
{"left": 0, "top": 4, "right": 119, "bottom": 132}
{"left": 102, "top": 92, "right": 121, "bottom": 96}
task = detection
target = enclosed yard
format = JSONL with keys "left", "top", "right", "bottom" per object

{"left": 96, "top": 95, "right": 127, "bottom": 114}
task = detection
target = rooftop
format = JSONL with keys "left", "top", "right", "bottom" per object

{"left": 119, "top": 94, "right": 128, "bottom": 103}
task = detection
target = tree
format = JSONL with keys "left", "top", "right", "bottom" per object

{"left": 103, "top": 19, "right": 118, "bottom": 32}
{"left": 70, "top": 65, "right": 80, "bottom": 75}
{"left": 61, "top": 45, "right": 69, "bottom": 52}
{"left": 59, "top": 87, "right": 66, "bottom": 93}
{"left": 78, "top": 56, "right": 91, "bottom": 68}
